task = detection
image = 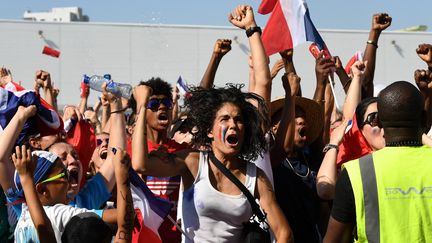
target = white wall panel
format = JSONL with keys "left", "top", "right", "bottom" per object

{"left": 1, "top": 20, "right": 432, "bottom": 108}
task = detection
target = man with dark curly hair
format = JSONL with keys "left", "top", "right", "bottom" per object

{"left": 129, "top": 77, "right": 188, "bottom": 243}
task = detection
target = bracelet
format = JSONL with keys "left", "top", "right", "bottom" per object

{"left": 245, "top": 26, "right": 262, "bottom": 38}
{"left": 110, "top": 108, "right": 127, "bottom": 114}
{"left": 367, "top": 40, "right": 378, "bottom": 48}
{"left": 323, "top": 143, "right": 339, "bottom": 153}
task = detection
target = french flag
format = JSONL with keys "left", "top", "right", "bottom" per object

{"left": 176, "top": 76, "right": 191, "bottom": 98}
{"left": 0, "top": 81, "right": 63, "bottom": 145}
{"left": 258, "top": 0, "right": 329, "bottom": 56}
{"left": 129, "top": 169, "right": 173, "bottom": 243}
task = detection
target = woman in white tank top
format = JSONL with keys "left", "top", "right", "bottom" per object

{"left": 131, "top": 5, "right": 292, "bottom": 243}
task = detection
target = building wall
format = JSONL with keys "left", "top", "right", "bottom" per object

{"left": 1, "top": 20, "right": 431, "bottom": 107}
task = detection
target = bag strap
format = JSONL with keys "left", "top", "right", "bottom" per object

{"left": 208, "top": 152, "right": 266, "bottom": 222}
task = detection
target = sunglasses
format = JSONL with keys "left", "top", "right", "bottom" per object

{"left": 147, "top": 98, "right": 173, "bottom": 111}
{"left": 96, "top": 138, "right": 110, "bottom": 146}
{"left": 361, "top": 112, "right": 380, "bottom": 128}
{"left": 40, "top": 169, "right": 70, "bottom": 184}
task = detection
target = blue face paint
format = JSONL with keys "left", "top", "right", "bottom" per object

{"left": 219, "top": 125, "right": 227, "bottom": 143}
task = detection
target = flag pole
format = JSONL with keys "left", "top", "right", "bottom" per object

{"left": 327, "top": 74, "right": 340, "bottom": 111}
{"left": 167, "top": 215, "right": 193, "bottom": 240}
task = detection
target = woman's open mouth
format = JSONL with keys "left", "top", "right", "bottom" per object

{"left": 99, "top": 149, "right": 108, "bottom": 160}
{"left": 69, "top": 169, "right": 79, "bottom": 188}
{"left": 226, "top": 134, "right": 239, "bottom": 146}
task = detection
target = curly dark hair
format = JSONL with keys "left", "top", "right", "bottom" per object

{"left": 184, "top": 84, "right": 269, "bottom": 162}
{"left": 130, "top": 77, "right": 173, "bottom": 113}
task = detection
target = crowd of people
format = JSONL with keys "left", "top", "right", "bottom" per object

{"left": 0, "top": 4, "right": 432, "bottom": 243}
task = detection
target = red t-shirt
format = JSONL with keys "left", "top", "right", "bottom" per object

{"left": 127, "top": 137, "right": 189, "bottom": 243}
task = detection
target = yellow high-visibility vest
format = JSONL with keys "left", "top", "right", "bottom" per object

{"left": 343, "top": 146, "right": 432, "bottom": 243}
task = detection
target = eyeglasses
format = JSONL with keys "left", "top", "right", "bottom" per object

{"left": 96, "top": 138, "right": 109, "bottom": 146}
{"left": 362, "top": 112, "right": 379, "bottom": 128}
{"left": 40, "top": 169, "right": 70, "bottom": 184}
{"left": 147, "top": 98, "right": 173, "bottom": 111}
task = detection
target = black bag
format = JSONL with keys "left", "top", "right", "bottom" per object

{"left": 209, "top": 152, "right": 271, "bottom": 243}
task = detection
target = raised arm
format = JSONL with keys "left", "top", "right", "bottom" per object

{"left": 131, "top": 85, "right": 188, "bottom": 177}
{"left": 343, "top": 61, "right": 366, "bottom": 120}
{"left": 362, "top": 13, "right": 392, "bottom": 99}
{"left": 313, "top": 52, "right": 334, "bottom": 103}
{"left": 270, "top": 73, "right": 298, "bottom": 167}
{"left": 98, "top": 83, "right": 127, "bottom": 192}
{"left": 414, "top": 69, "right": 432, "bottom": 129}
{"left": 317, "top": 119, "right": 350, "bottom": 200}
{"left": 12, "top": 146, "right": 56, "bottom": 243}
{"left": 35, "top": 70, "right": 58, "bottom": 112}
{"left": 229, "top": 5, "right": 272, "bottom": 108}
{"left": 78, "top": 78, "right": 90, "bottom": 114}
{"left": 112, "top": 148, "right": 134, "bottom": 243}
{"left": 270, "top": 59, "right": 285, "bottom": 81}
{"left": 100, "top": 95, "right": 111, "bottom": 130}
{"left": 0, "top": 106, "right": 36, "bottom": 193}
{"left": 200, "top": 39, "right": 232, "bottom": 89}
{"left": 416, "top": 43, "right": 432, "bottom": 71}
{"left": 334, "top": 56, "right": 351, "bottom": 93}
{"left": 280, "top": 49, "right": 302, "bottom": 96}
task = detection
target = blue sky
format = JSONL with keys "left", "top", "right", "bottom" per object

{"left": 2, "top": 1, "right": 431, "bottom": 31}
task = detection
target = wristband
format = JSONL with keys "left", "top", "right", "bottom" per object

{"left": 367, "top": 40, "right": 378, "bottom": 48}
{"left": 246, "top": 26, "right": 262, "bottom": 38}
{"left": 323, "top": 143, "right": 339, "bottom": 153}
{"left": 110, "top": 107, "right": 127, "bottom": 114}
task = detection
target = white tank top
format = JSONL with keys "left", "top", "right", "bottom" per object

{"left": 181, "top": 151, "right": 257, "bottom": 243}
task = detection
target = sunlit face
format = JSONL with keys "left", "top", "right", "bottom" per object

{"left": 360, "top": 102, "right": 385, "bottom": 151}
{"left": 145, "top": 94, "right": 173, "bottom": 132}
{"left": 48, "top": 142, "right": 82, "bottom": 199}
{"left": 39, "top": 160, "right": 70, "bottom": 205}
{"left": 91, "top": 133, "right": 109, "bottom": 172}
{"left": 208, "top": 103, "right": 245, "bottom": 157}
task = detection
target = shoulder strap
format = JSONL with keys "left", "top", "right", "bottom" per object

{"left": 208, "top": 152, "right": 266, "bottom": 222}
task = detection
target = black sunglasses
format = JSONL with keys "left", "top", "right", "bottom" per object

{"left": 147, "top": 98, "right": 173, "bottom": 111}
{"left": 361, "top": 112, "right": 380, "bottom": 128}
{"left": 96, "top": 138, "right": 109, "bottom": 146}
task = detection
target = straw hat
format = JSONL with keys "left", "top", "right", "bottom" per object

{"left": 270, "top": 96, "right": 324, "bottom": 143}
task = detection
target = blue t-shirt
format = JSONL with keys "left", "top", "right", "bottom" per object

{"left": 7, "top": 172, "right": 111, "bottom": 218}
{"left": 69, "top": 172, "right": 111, "bottom": 209}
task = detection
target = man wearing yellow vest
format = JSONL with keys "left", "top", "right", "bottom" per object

{"left": 324, "top": 81, "right": 432, "bottom": 243}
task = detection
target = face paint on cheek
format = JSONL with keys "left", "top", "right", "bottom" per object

{"left": 371, "top": 127, "right": 381, "bottom": 135}
{"left": 219, "top": 125, "right": 227, "bottom": 143}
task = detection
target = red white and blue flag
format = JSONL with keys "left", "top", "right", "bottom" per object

{"left": 129, "top": 169, "right": 173, "bottom": 243}
{"left": 258, "top": 0, "right": 329, "bottom": 56}
{"left": 0, "top": 81, "right": 63, "bottom": 145}
{"left": 176, "top": 76, "right": 191, "bottom": 98}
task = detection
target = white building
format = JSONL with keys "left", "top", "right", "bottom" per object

{"left": 23, "top": 7, "right": 89, "bottom": 22}
{"left": 0, "top": 20, "right": 431, "bottom": 107}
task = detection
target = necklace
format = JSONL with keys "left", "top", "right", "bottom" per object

{"left": 386, "top": 140, "right": 423, "bottom": 147}
{"left": 284, "top": 158, "right": 310, "bottom": 178}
